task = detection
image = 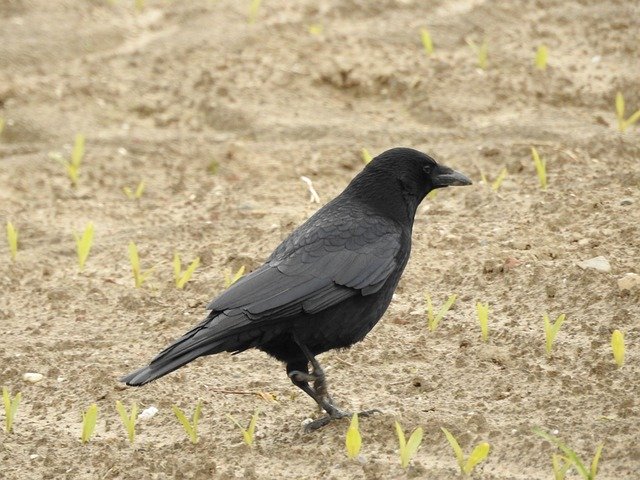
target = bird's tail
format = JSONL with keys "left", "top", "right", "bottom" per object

{"left": 121, "top": 313, "right": 248, "bottom": 386}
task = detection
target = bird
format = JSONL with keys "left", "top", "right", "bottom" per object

{"left": 122, "top": 147, "right": 472, "bottom": 429}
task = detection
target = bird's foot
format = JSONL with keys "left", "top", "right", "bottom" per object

{"left": 303, "top": 408, "right": 382, "bottom": 432}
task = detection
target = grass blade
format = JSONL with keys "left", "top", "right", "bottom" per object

{"left": 464, "top": 442, "right": 490, "bottom": 474}
{"left": 531, "top": 147, "right": 547, "bottom": 190}
{"left": 81, "top": 404, "right": 98, "bottom": 443}
{"left": 441, "top": 427, "right": 465, "bottom": 471}
{"left": 476, "top": 302, "right": 490, "bottom": 341}
{"left": 533, "top": 428, "right": 589, "bottom": 478}
{"left": 115, "top": 401, "right": 137, "bottom": 445}
{"left": 535, "top": 44, "right": 549, "bottom": 70}
{"left": 611, "top": 330, "right": 624, "bottom": 367}
{"left": 361, "top": 148, "right": 373, "bottom": 164}
{"left": 6, "top": 221, "right": 18, "bottom": 261}
{"left": 420, "top": 28, "right": 434, "bottom": 56}
{"left": 345, "top": 413, "right": 362, "bottom": 459}
{"left": 3, "top": 386, "right": 21, "bottom": 434}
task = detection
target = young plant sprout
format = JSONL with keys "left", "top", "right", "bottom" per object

{"left": 308, "top": 24, "right": 323, "bottom": 36}
{"left": 544, "top": 313, "right": 566, "bottom": 357}
{"left": 60, "top": 133, "right": 85, "bottom": 187}
{"left": 135, "top": 0, "right": 144, "bottom": 12}
{"left": 172, "top": 400, "right": 203, "bottom": 444}
{"left": 467, "top": 38, "right": 488, "bottom": 70}
{"left": 224, "top": 265, "right": 245, "bottom": 288}
{"left": 81, "top": 404, "right": 98, "bottom": 444}
{"left": 128, "top": 241, "right": 152, "bottom": 288}
{"left": 476, "top": 302, "right": 490, "bottom": 341}
{"left": 481, "top": 167, "right": 507, "bottom": 191}
{"left": 115, "top": 400, "right": 138, "bottom": 445}
{"left": 0, "top": 117, "right": 5, "bottom": 136}
{"left": 441, "top": 427, "right": 490, "bottom": 475}
{"left": 6, "top": 221, "right": 18, "bottom": 261}
{"left": 531, "top": 147, "right": 547, "bottom": 190}
{"left": 615, "top": 92, "right": 640, "bottom": 132}
{"left": 611, "top": 329, "right": 625, "bottom": 367}
{"left": 552, "top": 453, "right": 573, "bottom": 480}
{"left": 123, "top": 181, "right": 145, "bottom": 200}
{"left": 228, "top": 409, "right": 259, "bottom": 447}
{"left": 361, "top": 148, "right": 373, "bottom": 164}
{"left": 2, "top": 386, "right": 21, "bottom": 434}
{"left": 395, "top": 421, "right": 423, "bottom": 469}
{"left": 73, "top": 222, "right": 94, "bottom": 271}
{"left": 535, "top": 45, "right": 549, "bottom": 70}
{"left": 426, "top": 189, "right": 438, "bottom": 199}
{"left": 173, "top": 252, "right": 200, "bottom": 289}
{"left": 248, "top": 0, "right": 261, "bottom": 23}
{"left": 420, "top": 28, "right": 434, "bottom": 56}
{"left": 345, "top": 413, "right": 362, "bottom": 459}
{"left": 425, "top": 293, "right": 457, "bottom": 331}
{"left": 534, "top": 428, "right": 603, "bottom": 480}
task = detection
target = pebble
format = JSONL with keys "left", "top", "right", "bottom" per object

{"left": 139, "top": 406, "right": 159, "bottom": 420}
{"left": 23, "top": 372, "right": 44, "bottom": 383}
{"left": 618, "top": 273, "right": 640, "bottom": 291}
{"left": 577, "top": 256, "right": 611, "bottom": 273}
{"left": 620, "top": 198, "right": 633, "bottom": 206}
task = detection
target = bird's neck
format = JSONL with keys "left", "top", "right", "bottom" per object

{"left": 343, "top": 171, "right": 425, "bottom": 225}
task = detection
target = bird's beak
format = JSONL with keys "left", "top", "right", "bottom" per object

{"left": 432, "top": 165, "right": 472, "bottom": 187}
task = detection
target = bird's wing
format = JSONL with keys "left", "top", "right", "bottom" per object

{"left": 121, "top": 213, "right": 403, "bottom": 385}
{"left": 208, "top": 215, "right": 402, "bottom": 321}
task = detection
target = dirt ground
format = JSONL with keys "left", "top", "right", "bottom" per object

{"left": 1, "top": 0, "right": 639, "bottom": 478}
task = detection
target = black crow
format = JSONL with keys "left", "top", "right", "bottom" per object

{"left": 122, "top": 147, "right": 471, "bottom": 429}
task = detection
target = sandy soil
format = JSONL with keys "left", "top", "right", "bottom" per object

{"left": 1, "top": 0, "right": 639, "bottom": 478}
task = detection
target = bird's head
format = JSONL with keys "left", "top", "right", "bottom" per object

{"left": 347, "top": 147, "right": 472, "bottom": 221}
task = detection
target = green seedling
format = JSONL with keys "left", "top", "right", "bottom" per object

{"left": 173, "top": 252, "right": 200, "bottom": 289}
{"left": 420, "top": 28, "right": 434, "bottom": 56}
{"left": 248, "top": 0, "right": 261, "bottom": 23}
{"left": 552, "top": 453, "right": 573, "bottom": 480}
{"left": 441, "top": 427, "right": 490, "bottom": 475}
{"left": 73, "top": 222, "right": 94, "bottom": 271}
{"left": 207, "top": 159, "right": 219, "bottom": 175}
{"left": 115, "top": 400, "right": 138, "bottom": 445}
{"left": 426, "top": 189, "right": 438, "bottom": 199}
{"left": 0, "top": 117, "right": 5, "bottom": 136}
{"left": 476, "top": 301, "right": 490, "bottom": 342}
{"left": 128, "top": 241, "right": 153, "bottom": 288}
{"left": 81, "top": 403, "right": 99, "bottom": 443}
{"left": 345, "top": 413, "right": 362, "bottom": 459}
{"left": 224, "top": 265, "right": 245, "bottom": 288}
{"left": 534, "top": 428, "right": 603, "bottom": 480}
{"left": 535, "top": 44, "right": 549, "bottom": 70}
{"left": 228, "top": 409, "right": 259, "bottom": 447}
{"left": 135, "top": 0, "right": 144, "bottom": 12}
{"left": 467, "top": 38, "right": 488, "bottom": 70}
{"left": 425, "top": 293, "right": 457, "bottom": 331}
{"left": 6, "top": 221, "right": 18, "bottom": 261}
{"left": 615, "top": 92, "right": 640, "bottom": 132}
{"left": 3, "top": 386, "right": 21, "bottom": 434}
{"left": 544, "top": 313, "right": 566, "bottom": 356}
{"left": 55, "top": 133, "right": 85, "bottom": 187}
{"left": 480, "top": 168, "right": 508, "bottom": 191}
{"left": 123, "top": 181, "right": 145, "bottom": 200}
{"left": 361, "top": 148, "right": 373, "bottom": 164}
{"left": 395, "top": 421, "right": 423, "bottom": 469}
{"left": 531, "top": 147, "right": 547, "bottom": 190}
{"left": 308, "top": 24, "right": 323, "bottom": 36}
{"left": 172, "top": 400, "right": 203, "bottom": 444}
{"left": 611, "top": 329, "right": 624, "bottom": 367}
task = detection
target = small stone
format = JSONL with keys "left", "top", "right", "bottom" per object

{"left": 23, "top": 372, "right": 44, "bottom": 383}
{"left": 577, "top": 256, "right": 611, "bottom": 273}
{"left": 138, "top": 406, "right": 158, "bottom": 420}
{"left": 618, "top": 273, "right": 640, "bottom": 291}
{"left": 620, "top": 198, "right": 633, "bottom": 206}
